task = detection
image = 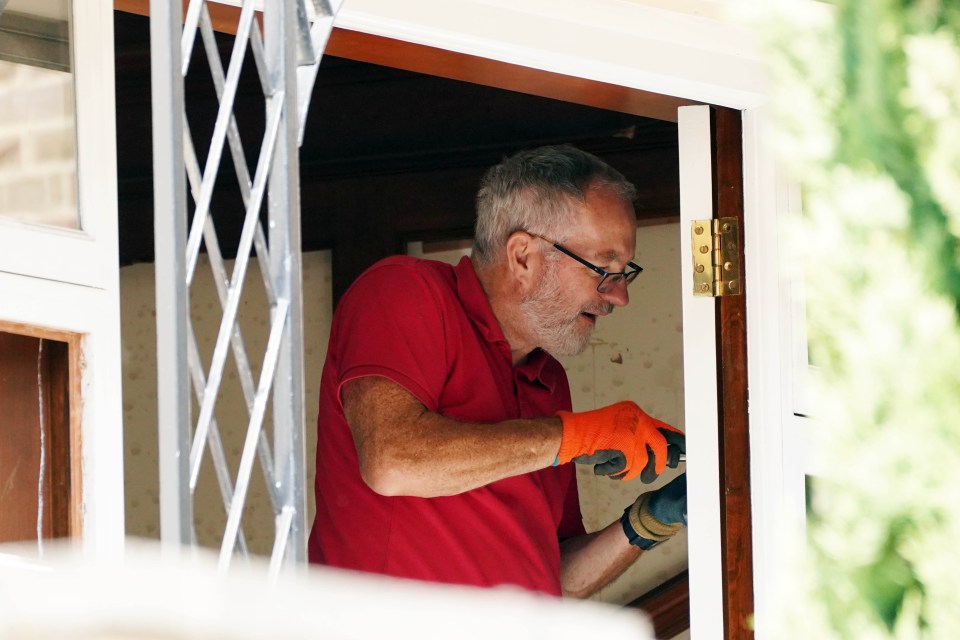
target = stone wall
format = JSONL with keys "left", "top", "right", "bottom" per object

{"left": 0, "top": 60, "right": 77, "bottom": 229}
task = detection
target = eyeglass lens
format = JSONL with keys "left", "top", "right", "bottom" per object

{"left": 597, "top": 270, "right": 639, "bottom": 293}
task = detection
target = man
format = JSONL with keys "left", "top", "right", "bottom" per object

{"left": 308, "top": 145, "right": 687, "bottom": 598}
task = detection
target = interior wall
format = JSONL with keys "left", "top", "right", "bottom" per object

{"left": 121, "top": 251, "right": 332, "bottom": 551}
{"left": 571, "top": 220, "right": 686, "bottom": 604}
{"left": 120, "top": 220, "right": 684, "bottom": 603}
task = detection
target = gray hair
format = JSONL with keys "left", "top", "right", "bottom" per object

{"left": 471, "top": 144, "right": 637, "bottom": 268}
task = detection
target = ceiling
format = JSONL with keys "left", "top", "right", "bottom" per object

{"left": 113, "top": 10, "right": 680, "bottom": 296}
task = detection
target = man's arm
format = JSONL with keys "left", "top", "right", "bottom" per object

{"left": 561, "top": 474, "right": 689, "bottom": 599}
{"left": 559, "top": 522, "right": 642, "bottom": 599}
{"left": 342, "top": 375, "right": 562, "bottom": 497}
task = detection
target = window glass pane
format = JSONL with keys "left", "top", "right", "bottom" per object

{"left": 0, "top": 0, "right": 78, "bottom": 230}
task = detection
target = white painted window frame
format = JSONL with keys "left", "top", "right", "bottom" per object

{"left": 0, "top": 0, "right": 123, "bottom": 557}
{"left": 0, "top": 0, "right": 119, "bottom": 290}
{"left": 322, "top": 1, "right": 799, "bottom": 637}
{"left": 778, "top": 181, "right": 820, "bottom": 522}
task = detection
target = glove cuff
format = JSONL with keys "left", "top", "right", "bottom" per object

{"left": 554, "top": 409, "right": 579, "bottom": 464}
{"left": 620, "top": 493, "right": 683, "bottom": 550}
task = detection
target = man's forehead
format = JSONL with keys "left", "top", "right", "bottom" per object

{"left": 565, "top": 192, "right": 636, "bottom": 255}
{"left": 570, "top": 219, "right": 636, "bottom": 259}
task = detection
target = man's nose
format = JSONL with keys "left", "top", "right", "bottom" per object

{"left": 600, "top": 279, "right": 630, "bottom": 307}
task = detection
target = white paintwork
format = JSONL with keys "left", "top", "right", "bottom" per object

{"left": 0, "top": 0, "right": 123, "bottom": 557}
{"left": 0, "top": 272, "right": 124, "bottom": 558}
{"left": 617, "top": 0, "right": 731, "bottom": 21}
{"left": 0, "top": 542, "right": 656, "bottom": 640}
{"left": 740, "top": 108, "right": 788, "bottom": 637}
{"left": 333, "top": 0, "right": 767, "bottom": 109}
{"left": 211, "top": 0, "right": 767, "bottom": 107}
{"left": 677, "top": 105, "right": 724, "bottom": 639}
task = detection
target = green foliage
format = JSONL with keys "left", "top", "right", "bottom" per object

{"left": 835, "top": 0, "right": 960, "bottom": 317}
{"left": 758, "top": 0, "right": 960, "bottom": 637}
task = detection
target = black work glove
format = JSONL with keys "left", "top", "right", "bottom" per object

{"left": 620, "top": 473, "right": 687, "bottom": 550}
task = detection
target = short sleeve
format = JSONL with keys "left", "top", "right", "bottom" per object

{"left": 332, "top": 260, "right": 447, "bottom": 411}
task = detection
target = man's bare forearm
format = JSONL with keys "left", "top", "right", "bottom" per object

{"left": 559, "top": 521, "right": 641, "bottom": 599}
{"left": 344, "top": 376, "right": 562, "bottom": 497}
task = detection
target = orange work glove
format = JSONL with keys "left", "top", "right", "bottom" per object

{"left": 555, "top": 401, "right": 685, "bottom": 482}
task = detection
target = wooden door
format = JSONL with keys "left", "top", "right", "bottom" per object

{"left": 679, "top": 104, "right": 753, "bottom": 639}
{"left": 0, "top": 331, "right": 74, "bottom": 546}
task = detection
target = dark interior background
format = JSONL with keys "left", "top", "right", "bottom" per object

{"left": 113, "top": 10, "right": 680, "bottom": 300}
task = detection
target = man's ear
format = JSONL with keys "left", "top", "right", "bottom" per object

{"left": 504, "top": 231, "right": 542, "bottom": 293}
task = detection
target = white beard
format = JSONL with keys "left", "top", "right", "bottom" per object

{"left": 519, "top": 263, "right": 609, "bottom": 358}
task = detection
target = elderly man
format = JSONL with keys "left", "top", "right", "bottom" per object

{"left": 308, "top": 145, "right": 686, "bottom": 598}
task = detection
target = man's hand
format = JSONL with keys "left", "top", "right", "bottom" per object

{"left": 621, "top": 474, "right": 687, "bottom": 549}
{"left": 555, "top": 401, "right": 684, "bottom": 482}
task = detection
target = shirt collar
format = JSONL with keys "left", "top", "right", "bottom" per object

{"left": 454, "top": 256, "right": 506, "bottom": 345}
{"left": 516, "top": 348, "right": 557, "bottom": 393}
{"left": 454, "top": 256, "right": 556, "bottom": 392}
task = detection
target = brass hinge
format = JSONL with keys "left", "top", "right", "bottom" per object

{"left": 691, "top": 217, "right": 741, "bottom": 297}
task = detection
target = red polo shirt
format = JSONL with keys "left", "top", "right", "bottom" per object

{"left": 308, "top": 255, "right": 584, "bottom": 595}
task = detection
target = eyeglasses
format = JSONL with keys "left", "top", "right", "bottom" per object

{"left": 527, "top": 233, "right": 643, "bottom": 293}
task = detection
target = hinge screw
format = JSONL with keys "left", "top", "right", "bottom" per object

{"left": 695, "top": 264, "right": 705, "bottom": 273}
{"left": 700, "top": 283, "right": 710, "bottom": 293}
{"left": 699, "top": 245, "right": 709, "bottom": 254}
{"left": 695, "top": 225, "right": 704, "bottom": 235}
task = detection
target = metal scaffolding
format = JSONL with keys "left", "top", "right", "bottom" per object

{"left": 150, "top": 0, "right": 341, "bottom": 575}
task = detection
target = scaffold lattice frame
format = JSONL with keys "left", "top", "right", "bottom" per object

{"left": 150, "top": 0, "right": 342, "bottom": 576}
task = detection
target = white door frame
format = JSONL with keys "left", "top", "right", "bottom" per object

{"left": 320, "top": 1, "right": 792, "bottom": 636}
{"left": 677, "top": 105, "right": 725, "bottom": 636}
